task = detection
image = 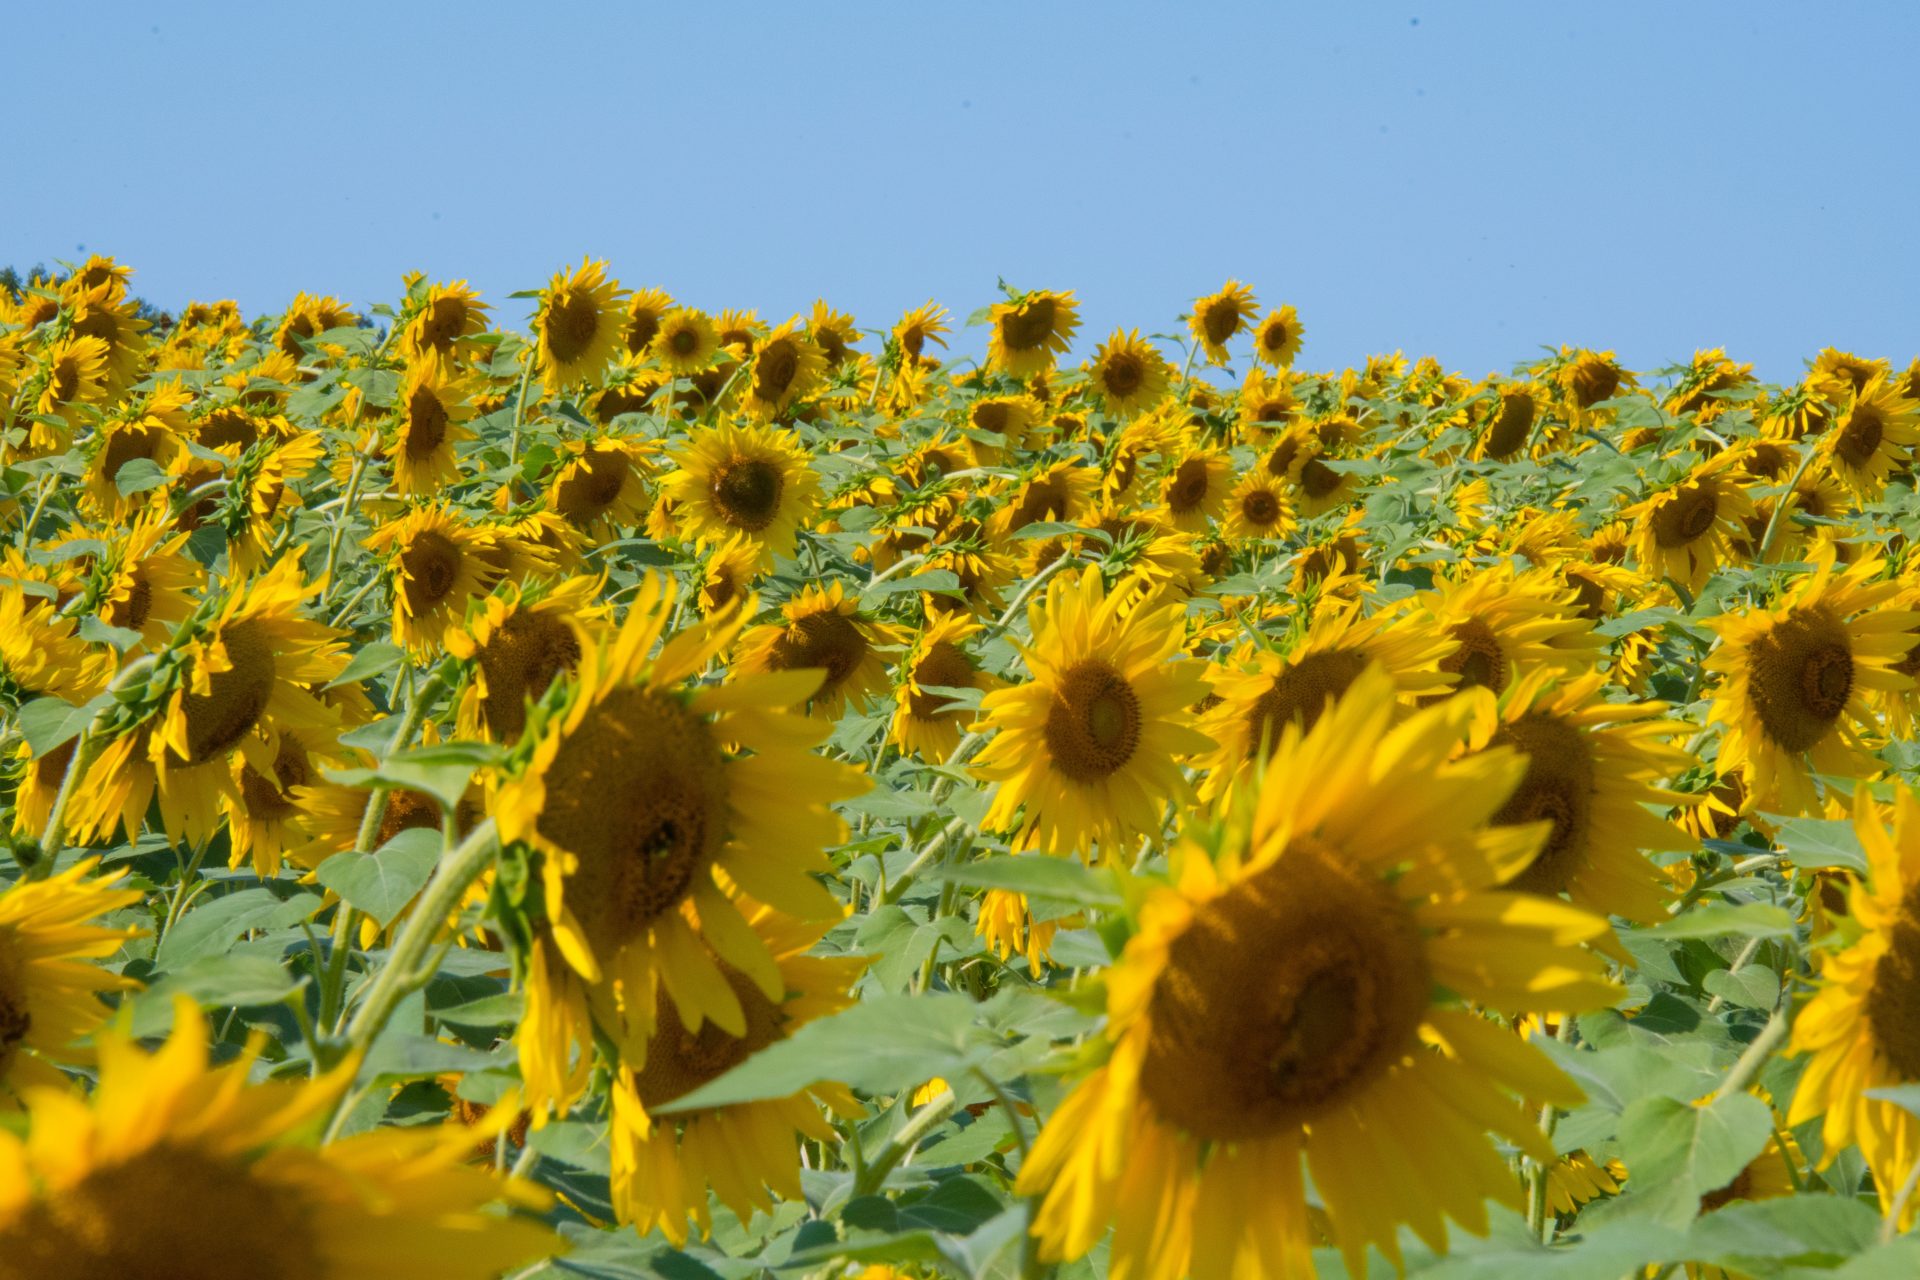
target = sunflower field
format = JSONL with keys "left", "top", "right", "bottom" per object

{"left": 5, "top": 257, "right": 1920, "bottom": 1279}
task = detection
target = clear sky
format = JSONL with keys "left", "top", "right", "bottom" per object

{"left": 12, "top": 1, "right": 1918, "bottom": 382}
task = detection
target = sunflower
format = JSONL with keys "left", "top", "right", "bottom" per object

{"left": 660, "top": 420, "right": 821, "bottom": 566}
{"left": 1811, "top": 347, "right": 1890, "bottom": 396}
{"left": 92, "top": 507, "right": 202, "bottom": 651}
{"left": 1704, "top": 553, "right": 1918, "bottom": 815}
{"left": 1622, "top": 450, "right": 1756, "bottom": 593}
{"left": 75, "top": 558, "right": 350, "bottom": 851}
{"left": 608, "top": 903, "right": 864, "bottom": 1245}
{"left": 1788, "top": 788, "right": 1920, "bottom": 1227}
{"left": 1544, "top": 1152, "right": 1624, "bottom": 1216}
{"left": 893, "top": 301, "right": 951, "bottom": 363}
{"left": 399, "top": 278, "right": 490, "bottom": 364}
{"left": 1554, "top": 347, "right": 1637, "bottom": 421}
{"left": 988, "top": 459, "right": 1099, "bottom": 540}
{"left": 808, "top": 300, "right": 860, "bottom": 368}
{"left": 1220, "top": 470, "right": 1295, "bottom": 541}
{"left": 987, "top": 289, "right": 1080, "bottom": 380}
{"left": 697, "top": 537, "right": 763, "bottom": 617}
{"left": 1188, "top": 281, "right": 1258, "bottom": 365}
{"left": 646, "top": 306, "right": 722, "bottom": 379}
{"left": 273, "top": 291, "right": 358, "bottom": 359}
{"left": 1158, "top": 444, "right": 1233, "bottom": 532}
{"left": 1193, "top": 599, "right": 1455, "bottom": 808}
{"left": 1454, "top": 669, "right": 1692, "bottom": 923}
{"left": 739, "top": 320, "right": 826, "bottom": 420}
{"left": 386, "top": 355, "right": 476, "bottom": 495}
{"left": 1238, "top": 368, "right": 1300, "bottom": 438}
{"left": 735, "top": 582, "right": 900, "bottom": 719}
{"left": 975, "top": 888, "right": 1061, "bottom": 971}
{"left": 546, "top": 436, "right": 652, "bottom": 535}
{"left": 535, "top": 258, "right": 626, "bottom": 393}
{"left": 961, "top": 394, "right": 1039, "bottom": 465}
{"left": 1815, "top": 375, "right": 1919, "bottom": 500}
{"left": 1087, "top": 328, "right": 1169, "bottom": 419}
{"left": 889, "top": 614, "right": 998, "bottom": 762}
{"left": 1664, "top": 347, "right": 1755, "bottom": 422}
{"left": 621, "top": 286, "right": 674, "bottom": 356}
{"left": 33, "top": 334, "right": 112, "bottom": 440}
{"left": 0, "top": 585, "right": 115, "bottom": 711}
{"left": 364, "top": 505, "right": 502, "bottom": 655}
{"left": 495, "top": 577, "right": 864, "bottom": 1113}
{"left": 223, "top": 429, "right": 329, "bottom": 577}
{"left": 221, "top": 726, "right": 343, "bottom": 877}
{"left": 1418, "top": 563, "right": 1604, "bottom": 701}
{"left": 1475, "top": 379, "right": 1551, "bottom": 462}
{"left": 971, "top": 566, "right": 1212, "bottom": 859}
{"left": 1016, "top": 668, "right": 1621, "bottom": 1279}
{"left": 716, "top": 308, "right": 762, "bottom": 354}
{"left": 446, "top": 577, "right": 603, "bottom": 744}
{"left": 0, "top": 1000, "right": 558, "bottom": 1279}
{"left": 0, "top": 860, "right": 142, "bottom": 1104}
{"left": 1250, "top": 304, "right": 1304, "bottom": 368}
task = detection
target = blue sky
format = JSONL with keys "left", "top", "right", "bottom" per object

{"left": 12, "top": 2, "right": 1918, "bottom": 382}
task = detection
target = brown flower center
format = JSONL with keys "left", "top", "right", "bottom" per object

{"left": 107, "top": 568, "right": 154, "bottom": 633}
{"left": 0, "top": 1144, "right": 324, "bottom": 1280}
{"left": 477, "top": 610, "right": 582, "bottom": 741}
{"left": 1744, "top": 607, "right": 1853, "bottom": 754}
{"left": 1043, "top": 660, "right": 1142, "bottom": 783}
{"left": 1441, "top": 620, "right": 1511, "bottom": 696}
{"left": 400, "top": 531, "right": 462, "bottom": 613}
{"left": 239, "top": 736, "right": 312, "bottom": 821}
{"left": 1139, "top": 844, "right": 1429, "bottom": 1141}
{"left": 404, "top": 386, "right": 448, "bottom": 460}
{"left": 182, "top": 620, "right": 276, "bottom": 763}
{"left": 1166, "top": 459, "right": 1213, "bottom": 513}
{"left": 1867, "top": 887, "right": 1920, "bottom": 1078}
{"left": 632, "top": 963, "right": 785, "bottom": 1111}
{"left": 1490, "top": 713, "right": 1597, "bottom": 897}
{"left": 709, "top": 458, "right": 784, "bottom": 532}
{"left": 1836, "top": 404, "right": 1885, "bottom": 470}
{"left": 554, "top": 448, "right": 630, "bottom": 525}
{"left": 907, "top": 641, "right": 976, "bottom": 722}
{"left": 1485, "top": 391, "right": 1536, "bottom": 459}
{"left": 1201, "top": 299, "right": 1241, "bottom": 346}
{"left": 752, "top": 339, "right": 801, "bottom": 401}
{"left": 999, "top": 298, "right": 1059, "bottom": 353}
{"left": 1101, "top": 353, "right": 1144, "bottom": 398}
{"left": 543, "top": 292, "right": 601, "bottom": 365}
{"left": 1242, "top": 651, "right": 1370, "bottom": 759}
{"left": 538, "top": 688, "right": 729, "bottom": 949}
{"left": 767, "top": 610, "right": 868, "bottom": 702}
{"left": 1239, "top": 487, "right": 1283, "bottom": 528}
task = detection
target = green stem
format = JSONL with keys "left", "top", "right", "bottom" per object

{"left": 1756, "top": 444, "right": 1819, "bottom": 565}
{"left": 1714, "top": 1008, "right": 1790, "bottom": 1102}
{"left": 852, "top": 1088, "right": 958, "bottom": 1197}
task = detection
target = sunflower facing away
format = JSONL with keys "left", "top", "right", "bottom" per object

{"left": 495, "top": 576, "right": 865, "bottom": 1115}
{"left": 0, "top": 1000, "right": 558, "bottom": 1279}
{"left": 1015, "top": 668, "right": 1621, "bottom": 1280}
{"left": 972, "top": 565, "right": 1212, "bottom": 859}
{"left": 1705, "top": 552, "right": 1918, "bottom": 815}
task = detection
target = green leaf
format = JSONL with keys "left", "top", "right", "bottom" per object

{"left": 1769, "top": 817, "right": 1867, "bottom": 874}
{"left": 1684, "top": 1194, "right": 1879, "bottom": 1272}
{"left": 931, "top": 856, "right": 1122, "bottom": 910}
{"left": 78, "top": 614, "right": 142, "bottom": 650}
{"left": 314, "top": 827, "right": 442, "bottom": 927}
{"left": 156, "top": 886, "right": 322, "bottom": 968}
{"left": 327, "top": 640, "right": 406, "bottom": 689}
{"left": 15, "top": 693, "right": 109, "bottom": 757}
{"left": 653, "top": 994, "right": 994, "bottom": 1114}
{"left": 323, "top": 741, "right": 495, "bottom": 814}
{"left": 858, "top": 569, "right": 964, "bottom": 611}
{"left": 1648, "top": 902, "right": 1796, "bottom": 941}
{"left": 112, "top": 456, "right": 170, "bottom": 497}
{"left": 1616, "top": 1092, "right": 1773, "bottom": 1227}
{"left": 1702, "top": 963, "right": 1781, "bottom": 1011}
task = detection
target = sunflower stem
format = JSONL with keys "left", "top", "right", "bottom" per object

{"left": 507, "top": 345, "right": 538, "bottom": 473}
{"left": 319, "top": 451, "right": 372, "bottom": 604}
{"left": 1756, "top": 444, "right": 1819, "bottom": 565}
{"left": 14, "top": 472, "right": 55, "bottom": 552}
{"left": 340, "top": 816, "right": 499, "bottom": 1057}
{"left": 1713, "top": 1007, "right": 1790, "bottom": 1102}
{"left": 1880, "top": 1150, "right": 1920, "bottom": 1243}
{"left": 853, "top": 1088, "right": 956, "bottom": 1197}
{"left": 1705, "top": 935, "right": 1767, "bottom": 1015}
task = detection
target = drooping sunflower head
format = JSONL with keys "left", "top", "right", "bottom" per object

{"left": 1188, "top": 280, "right": 1258, "bottom": 364}
{"left": 446, "top": 576, "right": 604, "bottom": 743}
{"left": 496, "top": 577, "right": 864, "bottom": 1097}
{"left": 1087, "top": 328, "right": 1169, "bottom": 419}
{"left": 661, "top": 420, "right": 821, "bottom": 566}
{"left": 547, "top": 436, "right": 652, "bottom": 535}
{"left": 735, "top": 581, "right": 898, "bottom": 719}
{"left": 1552, "top": 346, "right": 1637, "bottom": 419}
{"left": 986, "top": 289, "right": 1080, "bottom": 380}
{"left": 1664, "top": 347, "right": 1756, "bottom": 421}
{"left": 272, "top": 291, "right": 358, "bottom": 360}
{"left": 807, "top": 300, "right": 860, "bottom": 368}
{"left": 649, "top": 306, "right": 722, "bottom": 377}
{"left": 400, "top": 279, "right": 490, "bottom": 364}
{"left": 534, "top": 258, "right": 626, "bottom": 393}
{"left": 1811, "top": 346, "right": 1890, "bottom": 397}
{"left": 80, "top": 381, "right": 192, "bottom": 519}
{"left": 740, "top": 320, "right": 826, "bottom": 420}
{"left": 698, "top": 536, "right": 764, "bottom": 617}
{"left": 1251, "top": 303, "right": 1304, "bottom": 368}
{"left": 893, "top": 300, "right": 950, "bottom": 362}
{"left": 1475, "top": 378, "right": 1551, "bottom": 461}
{"left": 621, "top": 286, "right": 674, "bottom": 356}
{"left": 388, "top": 354, "right": 477, "bottom": 495}
{"left": 987, "top": 459, "right": 1099, "bottom": 540}
{"left": 34, "top": 334, "right": 112, "bottom": 432}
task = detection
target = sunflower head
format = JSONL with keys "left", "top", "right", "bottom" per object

{"left": 1087, "top": 328, "right": 1169, "bottom": 419}
{"left": 1188, "top": 281, "right": 1258, "bottom": 364}
{"left": 535, "top": 258, "right": 626, "bottom": 393}
{"left": 1251, "top": 304, "right": 1304, "bottom": 368}
{"left": 986, "top": 289, "right": 1080, "bottom": 380}
{"left": 661, "top": 420, "right": 821, "bottom": 566}
{"left": 740, "top": 321, "right": 826, "bottom": 420}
